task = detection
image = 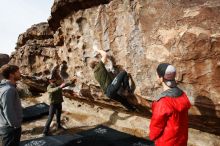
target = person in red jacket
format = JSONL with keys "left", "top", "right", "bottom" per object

{"left": 149, "top": 63, "right": 191, "bottom": 146}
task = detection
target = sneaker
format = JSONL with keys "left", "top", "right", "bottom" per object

{"left": 43, "top": 128, "right": 49, "bottom": 137}
{"left": 57, "top": 125, "right": 66, "bottom": 130}
{"left": 43, "top": 132, "right": 49, "bottom": 137}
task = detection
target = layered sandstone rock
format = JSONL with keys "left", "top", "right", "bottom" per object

{"left": 9, "top": 0, "right": 220, "bottom": 145}
{"left": 0, "top": 53, "right": 10, "bottom": 80}
{"left": 48, "top": 0, "right": 111, "bottom": 31}
{"left": 0, "top": 53, "right": 9, "bottom": 67}
{"left": 10, "top": 22, "right": 56, "bottom": 77}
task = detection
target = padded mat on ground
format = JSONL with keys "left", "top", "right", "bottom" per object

{"left": 20, "top": 125, "right": 153, "bottom": 146}
{"left": 20, "top": 134, "right": 83, "bottom": 146}
{"left": 68, "top": 125, "right": 154, "bottom": 146}
{"left": 23, "top": 103, "right": 49, "bottom": 121}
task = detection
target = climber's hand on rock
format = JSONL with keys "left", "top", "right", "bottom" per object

{"left": 60, "top": 83, "right": 66, "bottom": 88}
{"left": 70, "top": 76, "right": 77, "bottom": 83}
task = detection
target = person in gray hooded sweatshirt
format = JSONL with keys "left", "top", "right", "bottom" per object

{"left": 0, "top": 64, "right": 22, "bottom": 146}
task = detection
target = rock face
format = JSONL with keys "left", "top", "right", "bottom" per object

{"left": 10, "top": 0, "right": 220, "bottom": 143}
{"left": 11, "top": 22, "right": 55, "bottom": 77}
{"left": 0, "top": 53, "right": 10, "bottom": 80}
{"left": 0, "top": 53, "right": 9, "bottom": 67}
{"left": 48, "top": 0, "right": 111, "bottom": 31}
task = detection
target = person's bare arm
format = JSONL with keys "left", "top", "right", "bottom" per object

{"left": 98, "top": 49, "right": 107, "bottom": 63}
{"left": 93, "top": 44, "right": 108, "bottom": 64}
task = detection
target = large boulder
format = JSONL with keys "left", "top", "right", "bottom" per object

{"left": 16, "top": 22, "right": 54, "bottom": 48}
{"left": 0, "top": 53, "right": 9, "bottom": 67}
{"left": 0, "top": 53, "right": 10, "bottom": 80}
{"left": 10, "top": 0, "right": 220, "bottom": 118}
{"left": 46, "top": 0, "right": 220, "bottom": 118}
{"left": 10, "top": 22, "right": 56, "bottom": 77}
{"left": 48, "top": 0, "right": 111, "bottom": 31}
{"left": 9, "top": 0, "right": 220, "bottom": 145}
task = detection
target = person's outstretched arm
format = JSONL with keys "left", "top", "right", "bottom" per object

{"left": 93, "top": 44, "right": 108, "bottom": 64}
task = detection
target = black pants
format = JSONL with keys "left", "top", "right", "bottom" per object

{"left": 43, "top": 103, "right": 62, "bottom": 133}
{"left": 106, "top": 71, "right": 134, "bottom": 110}
{"left": 106, "top": 71, "right": 130, "bottom": 97}
{"left": 0, "top": 127, "right": 21, "bottom": 146}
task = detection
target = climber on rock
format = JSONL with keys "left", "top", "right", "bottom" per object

{"left": 89, "top": 44, "right": 135, "bottom": 110}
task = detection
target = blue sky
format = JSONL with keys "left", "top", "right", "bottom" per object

{"left": 0, "top": 0, "right": 53, "bottom": 55}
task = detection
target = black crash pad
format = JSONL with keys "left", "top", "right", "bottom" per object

{"left": 23, "top": 103, "right": 49, "bottom": 121}
{"left": 68, "top": 125, "right": 154, "bottom": 146}
{"left": 20, "top": 125, "right": 153, "bottom": 146}
{"left": 20, "top": 134, "right": 83, "bottom": 146}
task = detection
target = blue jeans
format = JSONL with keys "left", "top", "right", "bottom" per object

{"left": 106, "top": 71, "right": 130, "bottom": 98}
{"left": 106, "top": 71, "right": 134, "bottom": 110}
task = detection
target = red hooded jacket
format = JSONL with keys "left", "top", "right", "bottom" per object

{"left": 149, "top": 90, "right": 191, "bottom": 146}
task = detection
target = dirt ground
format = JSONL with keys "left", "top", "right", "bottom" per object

{"left": 21, "top": 93, "right": 148, "bottom": 141}
{"left": 20, "top": 93, "right": 220, "bottom": 146}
